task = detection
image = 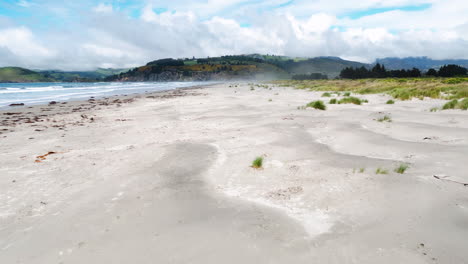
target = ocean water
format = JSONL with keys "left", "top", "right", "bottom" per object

{"left": 0, "top": 82, "right": 212, "bottom": 108}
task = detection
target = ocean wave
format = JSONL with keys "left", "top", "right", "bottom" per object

{"left": 0, "top": 81, "right": 212, "bottom": 108}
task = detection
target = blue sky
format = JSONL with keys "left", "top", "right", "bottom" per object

{"left": 0, "top": 0, "right": 437, "bottom": 31}
{"left": 0, "top": 0, "right": 467, "bottom": 69}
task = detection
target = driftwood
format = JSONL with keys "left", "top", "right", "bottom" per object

{"left": 433, "top": 175, "right": 468, "bottom": 187}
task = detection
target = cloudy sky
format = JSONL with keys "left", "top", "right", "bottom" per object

{"left": 0, "top": 0, "right": 467, "bottom": 70}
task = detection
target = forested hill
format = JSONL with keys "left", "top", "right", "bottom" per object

{"left": 106, "top": 55, "right": 368, "bottom": 82}
{"left": 40, "top": 68, "right": 128, "bottom": 82}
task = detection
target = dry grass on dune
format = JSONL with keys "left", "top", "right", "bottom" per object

{"left": 272, "top": 78, "right": 468, "bottom": 101}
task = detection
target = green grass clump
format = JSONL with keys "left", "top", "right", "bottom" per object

{"left": 338, "top": 97, "right": 362, "bottom": 105}
{"left": 442, "top": 78, "right": 468, "bottom": 84}
{"left": 451, "top": 87, "right": 468, "bottom": 99}
{"left": 395, "top": 164, "right": 409, "bottom": 174}
{"left": 343, "top": 92, "right": 351, "bottom": 97}
{"left": 386, "top": 100, "right": 395, "bottom": 104}
{"left": 329, "top": 98, "right": 337, "bottom": 104}
{"left": 457, "top": 98, "right": 468, "bottom": 110}
{"left": 442, "top": 99, "right": 459, "bottom": 110}
{"left": 442, "top": 98, "right": 468, "bottom": 110}
{"left": 322, "top": 92, "right": 332, "bottom": 97}
{"left": 359, "top": 168, "right": 365, "bottom": 173}
{"left": 252, "top": 157, "right": 263, "bottom": 169}
{"left": 377, "top": 115, "right": 392, "bottom": 122}
{"left": 306, "top": 100, "right": 326, "bottom": 110}
{"left": 375, "top": 168, "right": 389, "bottom": 174}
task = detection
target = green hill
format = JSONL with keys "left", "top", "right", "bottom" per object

{"left": 40, "top": 68, "right": 128, "bottom": 82}
{"left": 248, "top": 55, "right": 367, "bottom": 78}
{"left": 0, "top": 67, "right": 55, "bottom": 83}
{"left": 107, "top": 55, "right": 367, "bottom": 81}
{"left": 107, "top": 56, "right": 290, "bottom": 82}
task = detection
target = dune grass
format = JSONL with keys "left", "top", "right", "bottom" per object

{"left": 377, "top": 115, "right": 392, "bottom": 122}
{"left": 375, "top": 168, "right": 389, "bottom": 174}
{"left": 322, "top": 92, "right": 332, "bottom": 97}
{"left": 395, "top": 164, "right": 409, "bottom": 174}
{"left": 386, "top": 99, "right": 395, "bottom": 104}
{"left": 458, "top": 98, "right": 468, "bottom": 110}
{"left": 338, "top": 97, "right": 363, "bottom": 105}
{"left": 443, "top": 99, "right": 459, "bottom": 109}
{"left": 329, "top": 98, "right": 337, "bottom": 104}
{"left": 442, "top": 98, "right": 468, "bottom": 110}
{"left": 272, "top": 78, "right": 468, "bottom": 101}
{"left": 306, "top": 100, "right": 326, "bottom": 110}
{"left": 252, "top": 157, "right": 263, "bottom": 169}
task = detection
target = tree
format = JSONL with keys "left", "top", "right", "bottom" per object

{"left": 438, "top": 64, "right": 468, "bottom": 77}
{"left": 339, "top": 64, "right": 422, "bottom": 79}
{"left": 426, "top": 68, "right": 438, "bottom": 76}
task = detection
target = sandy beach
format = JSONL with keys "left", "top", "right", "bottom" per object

{"left": 1, "top": 83, "right": 468, "bottom": 263}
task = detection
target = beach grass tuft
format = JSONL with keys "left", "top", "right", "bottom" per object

{"left": 395, "top": 164, "right": 409, "bottom": 174}
{"left": 322, "top": 92, "right": 332, "bottom": 97}
{"left": 375, "top": 168, "right": 389, "bottom": 174}
{"left": 457, "top": 98, "right": 468, "bottom": 110}
{"left": 306, "top": 100, "right": 326, "bottom": 110}
{"left": 329, "top": 98, "right": 337, "bottom": 104}
{"left": 441, "top": 98, "right": 468, "bottom": 110}
{"left": 386, "top": 99, "right": 395, "bottom": 104}
{"left": 443, "top": 99, "right": 458, "bottom": 110}
{"left": 252, "top": 157, "right": 263, "bottom": 169}
{"left": 338, "top": 97, "right": 362, "bottom": 105}
{"left": 377, "top": 115, "right": 392, "bottom": 122}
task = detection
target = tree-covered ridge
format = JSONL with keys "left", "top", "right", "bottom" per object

{"left": 108, "top": 56, "right": 289, "bottom": 82}
{"left": 340, "top": 64, "right": 468, "bottom": 79}
{"left": 108, "top": 55, "right": 367, "bottom": 81}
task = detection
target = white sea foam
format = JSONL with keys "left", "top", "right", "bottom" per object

{"left": 0, "top": 81, "right": 213, "bottom": 108}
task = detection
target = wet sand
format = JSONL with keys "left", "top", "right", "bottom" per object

{"left": 1, "top": 83, "right": 467, "bottom": 263}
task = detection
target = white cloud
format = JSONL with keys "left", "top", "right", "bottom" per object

{"left": 1, "top": 0, "right": 468, "bottom": 69}
{"left": 17, "top": 0, "right": 32, "bottom": 8}
{"left": 93, "top": 3, "right": 113, "bottom": 13}
{"left": 0, "top": 27, "right": 53, "bottom": 67}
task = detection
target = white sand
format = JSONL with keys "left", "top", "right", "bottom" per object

{"left": 1, "top": 83, "right": 467, "bottom": 263}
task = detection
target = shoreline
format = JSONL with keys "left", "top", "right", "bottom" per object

{"left": 1, "top": 82, "right": 468, "bottom": 263}
{"left": 0, "top": 83, "right": 218, "bottom": 129}
{"left": 0, "top": 81, "right": 220, "bottom": 110}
